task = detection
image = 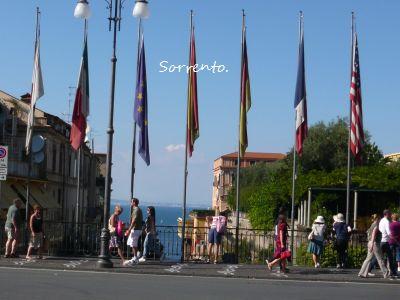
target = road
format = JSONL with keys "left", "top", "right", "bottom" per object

{"left": 0, "top": 268, "right": 399, "bottom": 300}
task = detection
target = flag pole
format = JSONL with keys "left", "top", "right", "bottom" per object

{"left": 235, "top": 9, "right": 246, "bottom": 264}
{"left": 181, "top": 10, "right": 193, "bottom": 263}
{"left": 290, "top": 10, "right": 303, "bottom": 262}
{"left": 75, "top": 146, "right": 81, "bottom": 250}
{"left": 130, "top": 18, "right": 142, "bottom": 226}
{"left": 26, "top": 6, "right": 40, "bottom": 239}
{"left": 346, "top": 12, "right": 355, "bottom": 224}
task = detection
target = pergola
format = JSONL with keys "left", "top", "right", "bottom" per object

{"left": 298, "top": 187, "right": 398, "bottom": 229}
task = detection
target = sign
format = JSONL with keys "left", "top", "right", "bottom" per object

{"left": 0, "top": 145, "right": 8, "bottom": 181}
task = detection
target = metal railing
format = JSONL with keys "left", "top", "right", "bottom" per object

{"left": 0, "top": 221, "right": 368, "bottom": 266}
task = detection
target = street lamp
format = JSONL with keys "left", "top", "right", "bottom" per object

{"left": 74, "top": 0, "right": 91, "bottom": 19}
{"left": 132, "top": 0, "right": 149, "bottom": 18}
{"left": 74, "top": 0, "right": 150, "bottom": 269}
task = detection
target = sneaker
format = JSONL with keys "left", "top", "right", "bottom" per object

{"left": 315, "top": 263, "right": 320, "bottom": 268}
{"left": 138, "top": 257, "right": 146, "bottom": 263}
{"left": 122, "top": 260, "right": 132, "bottom": 266}
{"left": 4, "top": 254, "right": 11, "bottom": 258}
{"left": 10, "top": 253, "right": 19, "bottom": 258}
{"left": 336, "top": 264, "right": 341, "bottom": 269}
{"left": 398, "top": 267, "right": 400, "bottom": 273}
{"left": 367, "top": 272, "right": 375, "bottom": 277}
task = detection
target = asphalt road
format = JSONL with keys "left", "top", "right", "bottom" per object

{"left": 0, "top": 268, "right": 399, "bottom": 300}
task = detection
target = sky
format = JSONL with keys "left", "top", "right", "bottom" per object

{"left": 1, "top": 1, "right": 400, "bottom": 207}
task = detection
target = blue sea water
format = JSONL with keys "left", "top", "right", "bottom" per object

{"left": 111, "top": 203, "right": 204, "bottom": 226}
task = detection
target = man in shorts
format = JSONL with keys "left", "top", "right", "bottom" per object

{"left": 124, "top": 198, "right": 143, "bottom": 265}
{"left": 4, "top": 199, "right": 22, "bottom": 258}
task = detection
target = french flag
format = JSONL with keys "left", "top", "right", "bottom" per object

{"left": 294, "top": 18, "right": 308, "bottom": 156}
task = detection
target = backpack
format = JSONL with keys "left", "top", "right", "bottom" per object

{"left": 216, "top": 216, "right": 226, "bottom": 234}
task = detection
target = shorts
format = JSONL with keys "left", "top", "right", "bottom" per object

{"left": 5, "top": 227, "right": 17, "bottom": 240}
{"left": 109, "top": 234, "right": 123, "bottom": 248}
{"left": 29, "top": 233, "right": 43, "bottom": 249}
{"left": 208, "top": 228, "right": 222, "bottom": 245}
{"left": 127, "top": 230, "right": 142, "bottom": 248}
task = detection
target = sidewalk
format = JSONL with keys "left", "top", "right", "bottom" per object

{"left": 0, "top": 256, "right": 398, "bottom": 284}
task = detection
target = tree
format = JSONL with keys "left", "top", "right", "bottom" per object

{"left": 227, "top": 118, "right": 394, "bottom": 230}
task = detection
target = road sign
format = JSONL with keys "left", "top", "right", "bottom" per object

{"left": 0, "top": 145, "right": 8, "bottom": 181}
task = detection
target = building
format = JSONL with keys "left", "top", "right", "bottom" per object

{"left": 0, "top": 90, "right": 105, "bottom": 223}
{"left": 212, "top": 152, "right": 286, "bottom": 212}
{"left": 384, "top": 152, "right": 400, "bottom": 162}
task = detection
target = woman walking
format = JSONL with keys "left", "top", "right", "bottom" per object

{"left": 109, "top": 205, "right": 125, "bottom": 264}
{"left": 26, "top": 205, "right": 44, "bottom": 260}
{"left": 139, "top": 206, "right": 156, "bottom": 262}
{"left": 359, "top": 214, "right": 389, "bottom": 278}
{"left": 307, "top": 216, "right": 326, "bottom": 268}
{"left": 266, "top": 214, "right": 290, "bottom": 273}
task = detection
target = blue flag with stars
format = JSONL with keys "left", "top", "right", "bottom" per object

{"left": 134, "top": 34, "right": 150, "bottom": 165}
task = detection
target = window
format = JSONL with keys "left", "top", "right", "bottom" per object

{"left": 52, "top": 144, "right": 57, "bottom": 172}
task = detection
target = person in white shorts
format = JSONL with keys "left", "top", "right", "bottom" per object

{"left": 124, "top": 198, "right": 143, "bottom": 265}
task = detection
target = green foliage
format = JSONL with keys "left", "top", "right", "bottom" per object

{"left": 296, "top": 242, "right": 367, "bottom": 268}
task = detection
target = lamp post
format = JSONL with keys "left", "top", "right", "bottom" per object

{"left": 74, "top": 0, "right": 149, "bottom": 268}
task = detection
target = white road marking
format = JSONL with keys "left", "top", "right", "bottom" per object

{"left": 218, "top": 265, "right": 239, "bottom": 276}
{"left": 14, "top": 259, "right": 37, "bottom": 266}
{"left": 62, "top": 260, "right": 89, "bottom": 268}
{"left": 164, "top": 263, "right": 187, "bottom": 273}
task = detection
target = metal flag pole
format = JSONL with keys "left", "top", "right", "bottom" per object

{"left": 235, "top": 9, "right": 246, "bottom": 264}
{"left": 181, "top": 10, "right": 193, "bottom": 263}
{"left": 346, "top": 12, "right": 355, "bottom": 224}
{"left": 75, "top": 146, "right": 82, "bottom": 250}
{"left": 130, "top": 18, "right": 142, "bottom": 202}
{"left": 26, "top": 7, "right": 41, "bottom": 239}
{"left": 290, "top": 11, "right": 303, "bottom": 261}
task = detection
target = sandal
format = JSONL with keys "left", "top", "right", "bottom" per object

{"left": 265, "top": 260, "right": 272, "bottom": 271}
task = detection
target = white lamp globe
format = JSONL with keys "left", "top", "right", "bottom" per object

{"left": 74, "top": 0, "right": 91, "bottom": 19}
{"left": 132, "top": 0, "right": 149, "bottom": 19}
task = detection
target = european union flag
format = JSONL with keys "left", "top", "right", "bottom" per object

{"left": 134, "top": 35, "right": 150, "bottom": 165}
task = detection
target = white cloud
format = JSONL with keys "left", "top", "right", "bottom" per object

{"left": 165, "top": 144, "right": 185, "bottom": 152}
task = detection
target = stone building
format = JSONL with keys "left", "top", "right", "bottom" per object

{"left": 212, "top": 152, "right": 286, "bottom": 212}
{"left": 0, "top": 90, "right": 104, "bottom": 223}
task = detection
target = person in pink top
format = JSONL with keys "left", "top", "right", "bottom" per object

{"left": 207, "top": 208, "right": 226, "bottom": 264}
{"left": 389, "top": 213, "right": 400, "bottom": 273}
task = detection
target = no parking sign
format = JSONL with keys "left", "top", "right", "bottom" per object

{"left": 0, "top": 145, "right": 8, "bottom": 180}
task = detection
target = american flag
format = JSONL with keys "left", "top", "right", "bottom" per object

{"left": 349, "top": 33, "right": 364, "bottom": 159}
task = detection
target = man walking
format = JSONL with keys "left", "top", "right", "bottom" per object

{"left": 379, "top": 209, "right": 397, "bottom": 277}
{"left": 124, "top": 198, "right": 143, "bottom": 265}
{"left": 4, "top": 199, "right": 23, "bottom": 258}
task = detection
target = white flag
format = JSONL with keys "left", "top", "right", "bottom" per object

{"left": 25, "top": 30, "right": 44, "bottom": 155}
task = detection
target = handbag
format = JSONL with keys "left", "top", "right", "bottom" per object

{"left": 281, "top": 250, "right": 292, "bottom": 259}
{"left": 308, "top": 230, "right": 314, "bottom": 241}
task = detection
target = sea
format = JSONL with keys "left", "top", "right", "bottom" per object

{"left": 110, "top": 202, "right": 207, "bottom": 261}
{"left": 111, "top": 202, "right": 206, "bottom": 226}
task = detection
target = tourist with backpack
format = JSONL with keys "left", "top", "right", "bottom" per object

{"left": 333, "top": 213, "right": 352, "bottom": 269}
{"left": 307, "top": 216, "right": 326, "bottom": 268}
{"left": 207, "top": 208, "right": 226, "bottom": 264}
{"left": 109, "top": 204, "right": 125, "bottom": 265}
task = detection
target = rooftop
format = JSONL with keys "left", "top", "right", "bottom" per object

{"left": 218, "top": 152, "right": 286, "bottom": 161}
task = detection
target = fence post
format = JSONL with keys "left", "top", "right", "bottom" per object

{"left": 353, "top": 190, "right": 358, "bottom": 230}
{"left": 307, "top": 188, "right": 311, "bottom": 228}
